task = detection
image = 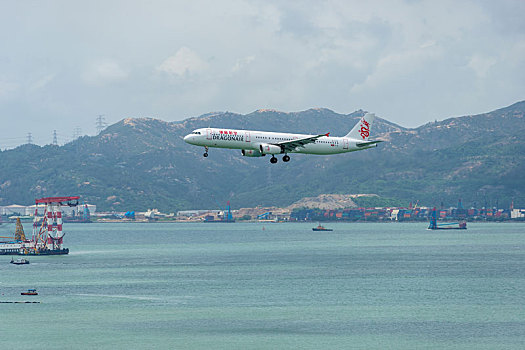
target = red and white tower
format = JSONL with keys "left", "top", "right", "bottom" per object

{"left": 34, "top": 196, "right": 79, "bottom": 253}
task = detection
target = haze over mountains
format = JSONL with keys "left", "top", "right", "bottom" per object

{"left": 1, "top": 101, "right": 524, "bottom": 211}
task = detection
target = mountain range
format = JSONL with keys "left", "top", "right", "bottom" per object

{"left": 1, "top": 101, "right": 524, "bottom": 211}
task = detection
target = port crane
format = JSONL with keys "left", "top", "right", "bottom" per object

{"left": 257, "top": 212, "right": 272, "bottom": 220}
{"left": 0, "top": 218, "right": 27, "bottom": 242}
{"left": 207, "top": 195, "right": 235, "bottom": 222}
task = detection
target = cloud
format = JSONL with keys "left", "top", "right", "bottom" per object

{"left": 30, "top": 74, "right": 55, "bottom": 91}
{"left": 0, "top": 79, "right": 18, "bottom": 99}
{"left": 232, "top": 56, "right": 256, "bottom": 73}
{"left": 467, "top": 54, "right": 497, "bottom": 78}
{"left": 350, "top": 44, "right": 443, "bottom": 93}
{"left": 82, "top": 60, "right": 128, "bottom": 85}
{"left": 1, "top": 0, "right": 525, "bottom": 148}
{"left": 157, "top": 47, "right": 209, "bottom": 77}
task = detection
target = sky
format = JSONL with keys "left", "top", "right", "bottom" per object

{"left": 0, "top": 0, "right": 524, "bottom": 148}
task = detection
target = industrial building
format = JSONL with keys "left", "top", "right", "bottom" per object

{"left": 0, "top": 203, "right": 96, "bottom": 218}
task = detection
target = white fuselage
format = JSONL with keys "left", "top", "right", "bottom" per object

{"left": 184, "top": 127, "right": 375, "bottom": 155}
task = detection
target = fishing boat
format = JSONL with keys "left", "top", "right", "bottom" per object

{"left": 312, "top": 223, "right": 333, "bottom": 231}
{"left": 21, "top": 289, "right": 38, "bottom": 295}
{"left": 10, "top": 257, "right": 30, "bottom": 265}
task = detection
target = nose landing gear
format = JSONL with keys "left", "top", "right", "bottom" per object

{"left": 203, "top": 146, "right": 209, "bottom": 157}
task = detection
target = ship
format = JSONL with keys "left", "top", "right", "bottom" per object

{"left": 428, "top": 207, "right": 467, "bottom": 230}
{"left": 312, "top": 223, "right": 333, "bottom": 231}
{"left": 0, "top": 197, "right": 77, "bottom": 255}
{"left": 203, "top": 215, "right": 236, "bottom": 223}
{"left": 21, "top": 289, "right": 38, "bottom": 296}
{"left": 10, "top": 257, "right": 30, "bottom": 265}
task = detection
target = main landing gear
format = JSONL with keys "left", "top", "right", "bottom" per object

{"left": 269, "top": 154, "right": 290, "bottom": 164}
{"left": 203, "top": 146, "right": 209, "bottom": 157}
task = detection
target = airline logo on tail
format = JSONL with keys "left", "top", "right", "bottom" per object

{"left": 359, "top": 120, "right": 370, "bottom": 140}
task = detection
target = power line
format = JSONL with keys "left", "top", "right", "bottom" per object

{"left": 54, "top": 132, "right": 73, "bottom": 145}
{"left": 0, "top": 136, "right": 27, "bottom": 141}
{"left": 73, "top": 127, "right": 82, "bottom": 139}
{"left": 96, "top": 115, "right": 107, "bottom": 134}
{"left": 1, "top": 129, "right": 77, "bottom": 149}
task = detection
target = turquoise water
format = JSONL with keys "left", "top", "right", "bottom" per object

{"left": 1, "top": 222, "right": 524, "bottom": 349}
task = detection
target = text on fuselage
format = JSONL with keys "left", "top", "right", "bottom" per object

{"left": 213, "top": 130, "right": 244, "bottom": 141}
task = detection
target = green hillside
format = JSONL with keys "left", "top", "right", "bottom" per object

{"left": 1, "top": 101, "right": 524, "bottom": 211}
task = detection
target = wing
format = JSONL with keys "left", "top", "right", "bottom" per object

{"left": 276, "top": 133, "right": 330, "bottom": 153}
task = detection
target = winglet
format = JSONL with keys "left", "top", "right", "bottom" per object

{"left": 325, "top": 133, "right": 330, "bottom": 137}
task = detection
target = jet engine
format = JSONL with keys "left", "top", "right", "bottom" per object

{"left": 241, "top": 149, "right": 265, "bottom": 157}
{"left": 259, "top": 143, "right": 283, "bottom": 155}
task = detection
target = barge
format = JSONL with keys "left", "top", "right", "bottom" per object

{"left": 0, "top": 196, "right": 77, "bottom": 255}
{"left": 428, "top": 207, "right": 467, "bottom": 230}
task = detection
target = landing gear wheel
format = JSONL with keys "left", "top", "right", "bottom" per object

{"left": 282, "top": 155, "right": 290, "bottom": 162}
{"left": 270, "top": 156, "right": 278, "bottom": 164}
{"left": 203, "top": 153, "right": 208, "bottom": 157}
{"left": 203, "top": 146, "right": 209, "bottom": 157}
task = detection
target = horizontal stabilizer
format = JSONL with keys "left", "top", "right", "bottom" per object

{"left": 356, "top": 140, "right": 383, "bottom": 147}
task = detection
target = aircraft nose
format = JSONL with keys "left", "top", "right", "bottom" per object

{"left": 183, "top": 134, "right": 192, "bottom": 143}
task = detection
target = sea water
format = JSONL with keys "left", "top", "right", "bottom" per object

{"left": 1, "top": 222, "right": 524, "bottom": 349}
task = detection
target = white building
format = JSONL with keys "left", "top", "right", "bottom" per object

{"left": 1, "top": 204, "right": 97, "bottom": 217}
{"left": 177, "top": 210, "right": 218, "bottom": 217}
{"left": 0, "top": 204, "right": 31, "bottom": 216}
{"left": 511, "top": 209, "right": 525, "bottom": 219}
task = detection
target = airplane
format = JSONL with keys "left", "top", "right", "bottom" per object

{"left": 183, "top": 112, "right": 382, "bottom": 164}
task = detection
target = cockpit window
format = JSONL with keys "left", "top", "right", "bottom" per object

{"left": 192, "top": 131, "right": 201, "bottom": 135}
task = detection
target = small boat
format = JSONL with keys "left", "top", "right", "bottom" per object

{"left": 312, "top": 223, "right": 333, "bottom": 231}
{"left": 10, "top": 258, "right": 30, "bottom": 265}
{"left": 21, "top": 289, "right": 38, "bottom": 296}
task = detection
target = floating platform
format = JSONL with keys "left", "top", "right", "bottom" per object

{"left": 21, "top": 248, "right": 69, "bottom": 256}
{"left": 428, "top": 222, "right": 467, "bottom": 230}
{"left": 0, "top": 241, "right": 69, "bottom": 255}
{"left": 0, "top": 197, "right": 75, "bottom": 255}
{"left": 0, "top": 301, "right": 40, "bottom": 304}
{"left": 428, "top": 207, "right": 467, "bottom": 230}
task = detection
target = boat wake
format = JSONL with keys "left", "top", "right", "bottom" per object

{"left": 73, "top": 293, "right": 164, "bottom": 301}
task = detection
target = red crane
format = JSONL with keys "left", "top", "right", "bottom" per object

{"left": 32, "top": 196, "right": 79, "bottom": 253}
